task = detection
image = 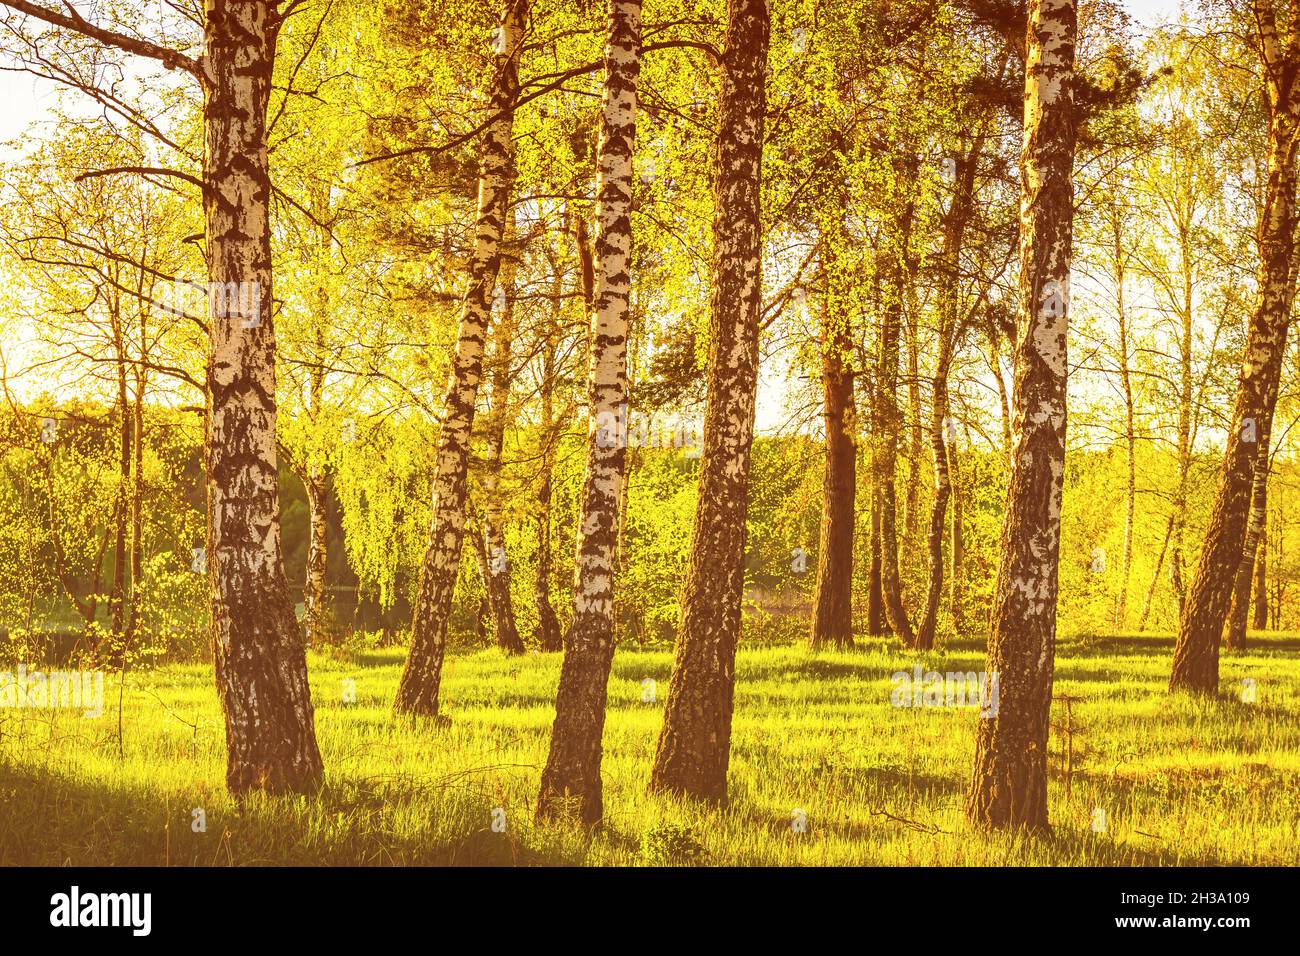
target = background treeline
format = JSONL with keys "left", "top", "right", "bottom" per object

{"left": 2, "top": 0, "right": 1300, "bottom": 669}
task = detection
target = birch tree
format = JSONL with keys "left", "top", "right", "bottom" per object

{"left": 649, "top": 0, "right": 768, "bottom": 803}
{"left": 1171, "top": 0, "right": 1300, "bottom": 693}
{"left": 966, "top": 0, "right": 1077, "bottom": 831}
{"left": 537, "top": 0, "right": 641, "bottom": 825}
{"left": 0, "top": 0, "right": 327, "bottom": 794}
{"left": 394, "top": 0, "right": 526, "bottom": 717}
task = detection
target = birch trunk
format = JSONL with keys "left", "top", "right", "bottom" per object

{"left": 966, "top": 0, "right": 1076, "bottom": 832}
{"left": 394, "top": 0, "right": 526, "bottom": 716}
{"left": 480, "top": 231, "right": 525, "bottom": 655}
{"left": 1225, "top": 434, "right": 1271, "bottom": 650}
{"left": 649, "top": 0, "right": 768, "bottom": 804}
{"left": 538, "top": 0, "right": 641, "bottom": 825}
{"left": 203, "top": 0, "right": 322, "bottom": 793}
{"left": 1252, "top": 526, "right": 1268, "bottom": 630}
{"left": 1171, "top": 3, "right": 1300, "bottom": 694}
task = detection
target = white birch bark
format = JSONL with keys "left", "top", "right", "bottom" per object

{"left": 537, "top": 0, "right": 641, "bottom": 825}
{"left": 395, "top": 0, "right": 527, "bottom": 716}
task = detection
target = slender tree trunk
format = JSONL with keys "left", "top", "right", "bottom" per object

{"left": 988, "top": 319, "right": 1013, "bottom": 463}
{"left": 916, "top": 368, "right": 952, "bottom": 651}
{"left": 538, "top": 0, "right": 641, "bottom": 825}
{"left": 1168, "top": 246, "right": 1195, "bottom": 614}
{"left": 916, "top": 140, "right": 980, "bottom": 649}
{"left": 302, "top": 470, "right": 329, "bottom": 644}
{"left": 394, "top": 0, "right": 525, "bottom": 717}
{"left": 534, "top": 267, "right": 564, "bottom": 652}
{"left": 875, "top": 157, "right": 917, "bottom": 646}
{"left": 868, "top": 470, "right": 885, "bottom": 635}
{"left": 903, "top": 292, "right": 923, "bottom": 540}
{"left": 203, "top": 0, "right": 322, "bottom": 793}
{"left": 966, "top": 0, "right": 1076, "bottom": 832}
{"left": 125, "top": 346, "right": 145, "bottom": 642}
{"left": 109, "top": 333, "right": 131, "bottom": 647}
{"left": 480, "top": 226, "right": 525, "bottom": 655}
{"left": 810, "top": 252, "right": 856, "bottom": 651}
{"left": 1171, "top": 17, "right": 1300, "bottom": 693}
{"left": 1225, "top": 427, "right": 1271, "bottom": 650}
{"left": 1251, "top": 525, "right": 1268, "bottom": 630}
{"left": 949, "top": 436, "right": 966, "bottom": 631}
{"left": 302, "top": 185, "right": 332, "bottom": 647}
{"left": 1112, "top": 208, "right": 1136, "bottom": 630}
{"left": 1135, "top": 514, "right": 1173, "bottom": 632}
{"left": 649, "top": 0, "right": 768, "bottom": 804}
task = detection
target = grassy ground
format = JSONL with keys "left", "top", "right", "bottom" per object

{"left": 1, "top": 634, "right": 1296, "bottom": 866}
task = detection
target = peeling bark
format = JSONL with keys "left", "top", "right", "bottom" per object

{"left": 649, "top": 0, "right": 768, "bottom": 804}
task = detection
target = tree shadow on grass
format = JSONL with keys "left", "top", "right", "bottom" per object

{"left": 0, "top": 759, "right": 572, "bottom": 866}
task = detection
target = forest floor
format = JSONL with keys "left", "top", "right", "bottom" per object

{"left": 1, "top": 635, "right": 1296, "bottom": 866}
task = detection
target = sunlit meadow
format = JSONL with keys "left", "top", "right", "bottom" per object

{"left": 2, "top": 635, "right": 1295, "bottom": 866}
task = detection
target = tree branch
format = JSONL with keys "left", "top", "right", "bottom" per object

{"left": 0, "top": 0, "right": 200, "bottom": 76}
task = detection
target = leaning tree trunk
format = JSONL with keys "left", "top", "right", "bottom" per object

{"left": 203, "top": 0, "right": 323, "bottom": 794}
{"left": 538, "top": 0, "right": 642, "bottom": 826}
{"left": 1171, "top": 25, "right": 1300, "bottom": 694}
{"left": 648, "top": 0, "right": 768, "bottom": 804}
{"left": 394, "top": 0, "right": 525, "bottom": 717}
{"left": 810, "top": 255, "right": 857, "bottom": 651}
{"left": 966, "top": 0, "right": 1076, "bottom": 832}
{"left": 1225, "top": 434, "right": 1271, "bottom": 651}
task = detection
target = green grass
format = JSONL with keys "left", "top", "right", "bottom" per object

{"left": 1, "top": 634, "right": 1297, "bottom": 865}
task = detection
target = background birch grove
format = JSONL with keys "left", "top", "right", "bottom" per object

{"left": 0, "top": 0, "right": 1297, "bottom": 864}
